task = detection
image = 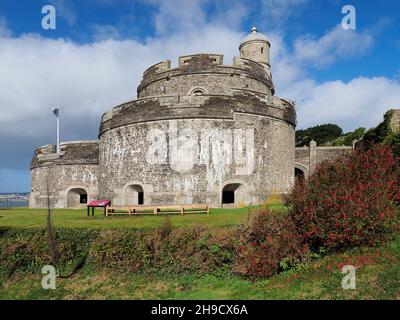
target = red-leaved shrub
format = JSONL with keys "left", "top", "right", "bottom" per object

{"left": 286, "top": 144, "right": 400, "bottom": 253}
{"left": 233, "top": 208, "right": 309, "bottom": 278}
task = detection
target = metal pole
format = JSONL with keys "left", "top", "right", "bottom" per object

{"left": 56, "top": 106, "right": 60, "bottom": 154}
{"left": 53, "top": 106, "right": 60, "bottom": 154}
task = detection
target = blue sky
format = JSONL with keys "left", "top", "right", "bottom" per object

{"left": 0, "top": 0, "right": 399, "bottom": 192}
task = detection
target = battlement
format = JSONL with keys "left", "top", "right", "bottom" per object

{"left": 137, "top": 53, "right": 274, "bottom": 98}
{"left": 179, "top": 54, "right": 224, "bottom": 67}
{"left": 143, "top": 60, "right": 172, "bottom": 78}
{"left": 31, "top": 140, "right": 99, "bottom": 169}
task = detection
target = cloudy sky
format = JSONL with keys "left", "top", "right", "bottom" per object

{"left": 0, "top": 0, "right": 399, "bottom": 192}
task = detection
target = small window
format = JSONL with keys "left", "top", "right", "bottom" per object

{"left": 138, "top": 192, "right": 144, "bottom": 205}
{"left": 261, "top": 47, "right": 264, "bottom": 54}
{"left": 80, "top": 194, "right": 88, "bottom": 204}
{"left": 191, "top": 89, "right": 205, "bottom": 96}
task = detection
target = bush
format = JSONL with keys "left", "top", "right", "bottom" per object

{"left": 0, "top": 228, "right": 98, "bottom": 279}
{"left": 232, "top": 208, "right": 309, "bottom": 278}
{"left": 286, "top": 144, "right": 400, "bottom": 253}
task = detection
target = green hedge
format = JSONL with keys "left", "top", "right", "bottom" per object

{"left": 0, "top": 224, "right": 240, "bottom": 280}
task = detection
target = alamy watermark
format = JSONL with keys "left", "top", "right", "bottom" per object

{"left": 145, "top": 120, "right": 255, "bottom": 175}
{"left": 41, "top": 5, "right": 56, "bottom": 30}
{"left": 341, "top": 265, "right": 356, "bottom": 290}
{"left": 41, "top": 265, "right": 57, "bottom": 290}
{"left": 341, "top": 5, "right": 356, "bottom": 30}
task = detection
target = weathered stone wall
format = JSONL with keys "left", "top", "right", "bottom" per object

{"left": 390, "top": 109, "right": 400, "bottom": 133}
{"left": 30, "top": 164, "right": 98, "bottom": 208}
{"left": 137, "top": 54, "right": 274, "bottom": 98}
{"left": 295, "top": 143, "right": 352, "bottom": 178}
{"left": 30, "top": 141, "right": 99, "bottom": 208}
{"left": 31, "top": 44, "right": 297, "bottom": 208}
{"left": 98, "top": 114, "right": 294, "bottom": 207}
{"left": 239, "top": 39, "right": 271, "bottom": 70}
{"left": 100, "top": 92, "right": 295, "bottom": 136}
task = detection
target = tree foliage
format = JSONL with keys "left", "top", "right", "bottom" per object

{"left": 333, "top": 127, "right": 366, "bottom": 146}
{"left": 360, "top": 110, "right": 400, "bottom": 156}
{"left": 296, "top": 124, "right": 343, "bottom": 147}
{"left": 285, "top": 144, "right": 400, "bottom": 253}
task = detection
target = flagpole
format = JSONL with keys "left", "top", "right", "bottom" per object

{"left": 53, "top": 106, "right": 60, "bottom": 154}
{"left": 56, "top": 107, "right": 60, "bottom": 154}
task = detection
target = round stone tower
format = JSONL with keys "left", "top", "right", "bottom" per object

{"left": 239, "top": 26, "right": 271, "bottom": 72}
{"left": 97, "top": 27, "right": 296, "bottom": 207}
{"left": 29, "top": 28, "right": 296, "bottom": 208}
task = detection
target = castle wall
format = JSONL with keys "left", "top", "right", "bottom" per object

{"left": 295, "top": 144, "right": 352, "bottom": 178}
{"left": 390, "top": 109, "right": 400, "bottom": 133}
{"left": 30, "top": 141, "right": 99, "bottom": 208}
{"left": 137, "top": 54, "right": 274, "bottom": 98}
{"left": 138, "top": 73, "right": 272, "bottom": 98}
{"left": 30, "top": 164, "right": 98, "bottom": 208}
{"left": 30, "top": 48, "right": 297, "bottom": 209}
{"left": 240, "top": 39, "right": 271, "bottom": 69}
{"left": 98, "top": 114, "right": 294, "bottom": 207}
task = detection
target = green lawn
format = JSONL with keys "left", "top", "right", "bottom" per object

{"left": 0, "top": 205, "right": 284, "bottom": 229}
{"left": 3, "top": 204, "right": 397, "bottom": 300}
{"left": 1, "top": 237, "right": 399, "bottom": 300}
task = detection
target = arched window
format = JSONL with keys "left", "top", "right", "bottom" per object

{"left": 192, "top": 89, "right": 205, "bottom": 96}
{"left": 189, "top": 88, "right": 207, "bottom": 96}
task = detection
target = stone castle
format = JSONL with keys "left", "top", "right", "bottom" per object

{"left": 30, "top": 27, "right": 351, "bottom": 208}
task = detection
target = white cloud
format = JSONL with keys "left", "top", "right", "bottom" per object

{"left": 0, "top": 17, "right": 12, "bottom": 37}
{"left": 144, "top": 0, "right": 208, "bottom": 35}
{"left": 286, "top": 77, "right": 400, "bottom": 131}
{"left": 260, "top": 0, "right": 309, "bottom": 27}
{"left": 49, "top": 0, "right": 77, "bottom": 26}
{"left": 0, "top": 27, "right": 242, "bottom": 159}
{"left": 143, "top": 0, "right": 249, "bottom": 34}
{"left": 294, "top": 25, "right": 374, "bottom": 68}
{"left": 90, "top": 24, "right": 122, "bottom": 41}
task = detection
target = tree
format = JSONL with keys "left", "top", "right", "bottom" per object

{"left": 360, "top": 110, "right": 400, "bottom": 156}
{"left": 296, "top": 124, "right": 343, "bottom": 147}
{"left": 333, "top": 127, "right": 366, "bottom": 146}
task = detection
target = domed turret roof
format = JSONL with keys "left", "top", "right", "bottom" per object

{"left": 240, "top": 26, "right": 269, "bottom": 45}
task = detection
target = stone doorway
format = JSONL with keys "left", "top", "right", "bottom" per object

{"left": 125, "top": 184, "right": 144, "bottom": 205}
{"left": 67, "top": 188, "right": 88, "bottom": 208}
{"left": 222, "top": 183, "right": 245, "bottom": 207}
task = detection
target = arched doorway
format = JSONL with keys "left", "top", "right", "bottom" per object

{"left": 295, "top": 167, "right": 305, "bottom": 181}
{"left": 67, "top": 188, "right": 88, "bottom": 208}
{"left": 294, "top": 163, "right": 309, "bottom": 182}
{"left": 125, "top": 184, "right": 144, "bottom": 205}
{"left": 222, "top": 183, "right": 246, "bottom": 207}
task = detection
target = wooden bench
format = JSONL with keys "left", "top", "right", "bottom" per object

{"left": 106, "top": 204, "right": 209, "bottom": 216}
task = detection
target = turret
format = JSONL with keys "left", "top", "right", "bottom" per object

{"left": 239, "top": 26, "right": 271, "bottom": 71}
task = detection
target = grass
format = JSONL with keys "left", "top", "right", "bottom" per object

{"left": 0, "top": 204, "right": 285, "bottom": 229}
{"left": 2, "top": 204, "right": 398, "bottom": 300}
{"left": 1, "top": 236, "right": 399, "bottom": 300}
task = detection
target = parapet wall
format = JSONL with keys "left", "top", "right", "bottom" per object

{"left": 295, "top": 142, "right": 352, "bottom": 177}
{"left": 30, "top": 141, "right": 99, "bottom": 208}
{"left": 99, "top": 92, "right": 296, "bottom": 137}
{"left": 137, "top": 54, "right": 274, "bottom": 98}
{"left": 31, "top": 140, "right": 99, "bottom": 169}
